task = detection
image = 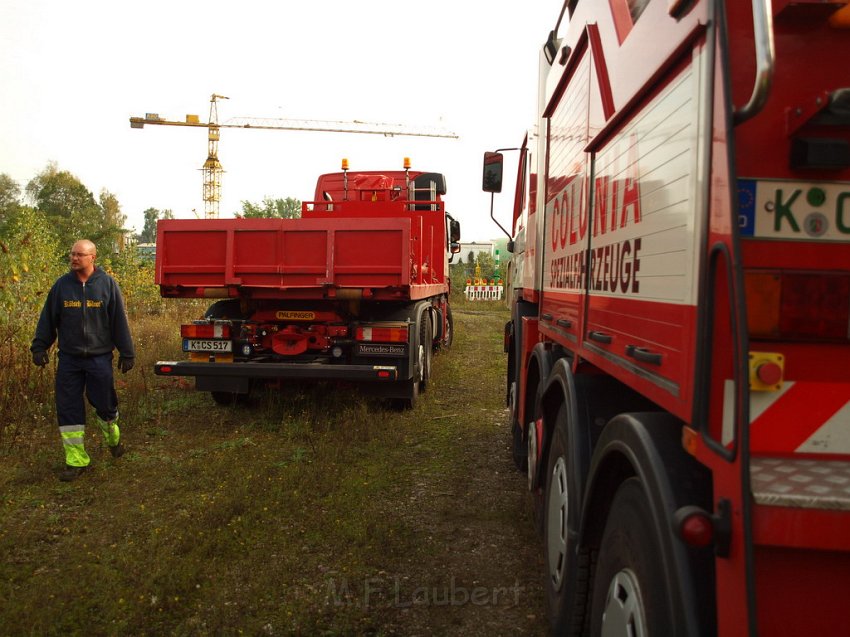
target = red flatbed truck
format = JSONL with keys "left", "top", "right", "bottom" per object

{"left": 485, "top": 1, "right": 850, "bottom": 634}
{"left": 154, "top": 160, "right": 460, "bottom": 408}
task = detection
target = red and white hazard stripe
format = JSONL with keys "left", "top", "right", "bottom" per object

{"left": 724, "top": 381, "right": 850, "bottom": 455}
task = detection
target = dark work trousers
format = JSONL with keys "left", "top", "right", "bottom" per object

{"left": 55, "top": 351, "right": 118, "bottom": 426}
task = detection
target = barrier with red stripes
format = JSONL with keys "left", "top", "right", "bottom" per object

{"left": 464, "top": 285, "right": 504, "bottom": 301}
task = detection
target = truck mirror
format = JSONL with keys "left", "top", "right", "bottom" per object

{"left": 450, "top": 219, "right": 461, "bottom": 243}
{"left": 482, "top": 152, "right": 504, "bottom": 193}
{"left": 543, "top": 29, "right": 561, "bottom": 65}
{"left": 450, "top": 242, "right": 461, "bottom": 254}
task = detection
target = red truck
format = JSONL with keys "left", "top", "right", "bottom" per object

{"left": 154, "top": 160, "right": 459, "bottom": 408}
{"left": 486, "top": 1, "right": 850, "bottom": 635}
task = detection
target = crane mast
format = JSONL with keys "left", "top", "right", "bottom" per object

{"left": 130, "top": 93, "right": 457, "bottom": 218}
{"left": 201, "top": 94, "right": 227, "bottom": 219}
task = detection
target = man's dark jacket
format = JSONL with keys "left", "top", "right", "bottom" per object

{"left": 31, "top": 268, "right": 135, "bottom": 358}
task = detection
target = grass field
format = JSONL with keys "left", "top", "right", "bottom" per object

{"left": 0, "top": 303, "right": 546, "bottom": 636}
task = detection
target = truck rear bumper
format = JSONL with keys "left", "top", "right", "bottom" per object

{"left": 154, "top": 360, "right": 399, "bottom": 382}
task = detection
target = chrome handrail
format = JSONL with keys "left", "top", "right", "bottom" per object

{"left": 733, "top": 0, "right": 776, "bottom": 125}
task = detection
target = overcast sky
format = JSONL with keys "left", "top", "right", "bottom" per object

{"left": 1, "top": 1, "right": 562, "bottom": 242}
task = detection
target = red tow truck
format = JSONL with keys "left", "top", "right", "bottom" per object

{"left": 486, "top": 1, "right": 850, "bottom": 634}
{"left": 154, "top": 159, "right": 459, "bottom": 408}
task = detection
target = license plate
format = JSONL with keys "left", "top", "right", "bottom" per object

{"left": 738, "top": 178, "right": 850, "bottom": 241}
{"left": 183, "top": 339, "right": 232, "bottom": 352}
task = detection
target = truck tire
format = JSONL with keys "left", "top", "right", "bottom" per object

{"left": 507, "top": 330, "right": 527, "bottom": 472}
{"left": 589, "top": 477, "right": 667, "bottom": 636}
{"left": 419, "top": 311, "right": 432, "bottom": 391}
{"left": 511, "top": 419, "right": 527, "bottom": 471}
{"left": 391, "top": 313, "right": 429, "bottom": 409}
{"left": 441, "top": 305, "right": 453, "bottom": 349}
{"left": 204, "top": 299, "right": 246, "bottom": 320}
{"left": 543, "top": 404, "right": 587, "bottom": 634}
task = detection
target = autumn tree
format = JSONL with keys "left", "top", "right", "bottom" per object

{"left": 99, "top": 189, "right": 127, "bottom": 252}
{"left": 25, "top": 163, "right": 126, "bottom": 253}
{"left": 0, "top": 174, "right": 22, "bottom": 230}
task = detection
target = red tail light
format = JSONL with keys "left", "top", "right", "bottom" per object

{"left": 676, "top": 508, "right": 715, "bottom": 548}
{"left": 745, "top": 271, "right": 850, "bottom": 342}
{"left": 355, "top": 324, "right": 409, "bottom": 343}
{"left": 181, "top": 323, "right": 231, "bottom": 339}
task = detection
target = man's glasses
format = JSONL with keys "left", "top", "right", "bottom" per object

{"left": 69, "top": 252, "right": 93, "bottom": 258}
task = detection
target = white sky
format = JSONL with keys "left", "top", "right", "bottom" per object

{"left": 0, "top": 1, "right": 562, "bottom": 242}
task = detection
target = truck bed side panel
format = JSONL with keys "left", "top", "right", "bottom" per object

{"left": 156, "top": 218, "right": 412, "bottom": 292}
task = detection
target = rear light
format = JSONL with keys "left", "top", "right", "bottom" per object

{"left": 745, "top": 270, "right": 850, "bottom": 342}
{"left": 673, "top": 506, "right": 715, "bottom": 548}
{"left": 356, "top": 324, "right": 409, "bottom": 343}
{"left": 830, "top": 4, "right": 850, "bottom": 28}
{"left": 181, "top": 323, "right": 231, "bottom": 339}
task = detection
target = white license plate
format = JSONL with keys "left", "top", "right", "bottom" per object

{"left": 183, "top": 339, "right": 232, "bottom": 352}
{"left": 739, "top": 178, "right": 850, "bottom": 241}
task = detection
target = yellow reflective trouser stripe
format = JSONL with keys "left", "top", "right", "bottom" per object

{"left": 59, "top": 425, "right": 90, "bottom": 467}
{"left": 60, "top": 425, "right": 85, "bottom": 445}
{"left": 96, "top": 416, "right": 120, "bottom": 447}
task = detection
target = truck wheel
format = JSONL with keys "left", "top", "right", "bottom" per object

{"left": 543, "top": 404, "right": 585, "bottom": 633}
{"left": 589, "top": 478, "right": 666, "bottom": 636}
{"left": 418, "top": 312, "right": 432, "bottom": 391}
{"left": 440, "top": 305, "right": 453, "bottom": 349}
{"left": 511, "top": 417, "right": 527, "bottom": 471}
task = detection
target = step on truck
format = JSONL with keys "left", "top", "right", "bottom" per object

{"left": 154, "top": 159, "right": 460, "bottom": 408}
{"left": 485, "top": 1, "right": 850, "bottom": 634}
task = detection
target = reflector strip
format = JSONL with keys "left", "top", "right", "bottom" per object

{"left": 723, "top": 380, "right": 850, "bottom": 454}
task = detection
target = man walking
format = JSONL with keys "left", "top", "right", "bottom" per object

{"left": 31, "top": 239, "right": 135, "bottom": 482}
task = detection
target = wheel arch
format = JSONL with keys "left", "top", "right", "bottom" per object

{"left": 579, "top": 413, "right": 715, "bottom": 636}
{"left": 431, "top": 296, "right": 450, "bottom": 346}
{"left": 508, "top": 299, "right": 539, "bottom": 414}
{"left": 536, "top": 355, "right": 590, "bottom": 499}
{"left": 524, "top": 342, "right": 554, "bottom": 437}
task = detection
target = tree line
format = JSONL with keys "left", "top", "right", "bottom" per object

{"left": 2, "top": 163, "right": 303, "bottom": 245}
{"left": 135, "top": 197, "right": 301, "bottom": 243}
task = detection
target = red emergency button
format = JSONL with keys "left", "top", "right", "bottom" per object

{"left": 756, "top": 361, "right": 783, "bottom": 386}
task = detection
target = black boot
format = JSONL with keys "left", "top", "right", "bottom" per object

{"left": 59, "top": 465, "right": 88, "bottom": 482}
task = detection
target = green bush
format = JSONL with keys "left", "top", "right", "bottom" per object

{"left": 0, "top": 208, "right": 65, "bottom": 441}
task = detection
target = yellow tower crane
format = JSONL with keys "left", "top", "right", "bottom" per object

{"left": 130, "top": 93, "right": 458, "bottom": 218}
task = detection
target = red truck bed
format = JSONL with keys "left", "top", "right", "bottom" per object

{"left": 155, "top": 214, "right": 447, "bottom": 300}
